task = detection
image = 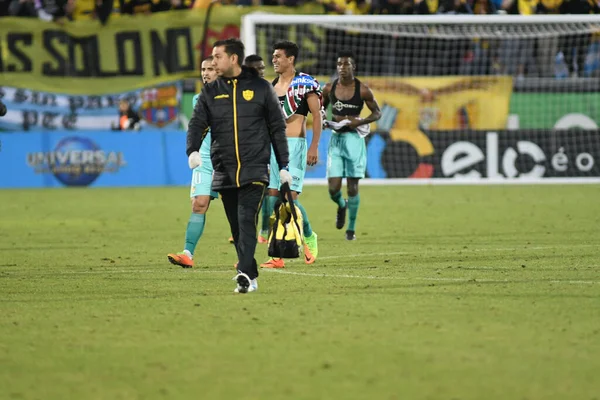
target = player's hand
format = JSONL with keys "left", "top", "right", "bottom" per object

{"left": 307, "top": 146, "right": 318, "bottom": 166}
{"left": 188, "top": 151, "right": 202, "bottom": 169}
{"left": 347, "top": 117, "right": 364, "bottom": 130}
{"left": 279, "top": 168, "right": 292, "bottom": 185}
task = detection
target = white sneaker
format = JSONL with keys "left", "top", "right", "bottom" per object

{"left": 233, "top": 272, "right": 258, "bottom": 293}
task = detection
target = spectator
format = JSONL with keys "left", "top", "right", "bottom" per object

{"left": 8, "top": 0, "right": 37, "bottom": 16}
{"left": 34, "top": 0, "right": 75, "bottom": 23}
{"left": 347, "top": 0, "right": 371, "bottom": 13}
{"left": 71, "top": 0, "right": 114, "bottom": 23}
{"left": 498, "top": 0, "right": 537, "bottom": 78}
{"left": 414, "top": 0, "right": 439, "bottom": 13}
{"left": 536, "top": 0, "right": 562, "bottom": 76}
{"left": 438, "top": 0, "right": 473, "bottom": 12}
{"left": 374, "top": 0, "right": 414, "bottom": 14}
{"left": 501, "top": 0, "right": 536, "bottom": 14}
{"left": 556, "top": 0, "right": 599, "bottom": 77}
{"left": 470, "top": 0, "right": 497, "bottom": 13}
{"left": 1, "top": 0, "right": 11, "bottom": 16}
{"left": 120, "top": 0, "right": 171, "bottom": 14}
{"left": 112, "top": 100, "right": 141, "bottom": 131}
{"left": 317, "top": 0, "right": 347, "bottom": 13}
{"left": 536, "top": 0, "right": 561, "bottom": 12}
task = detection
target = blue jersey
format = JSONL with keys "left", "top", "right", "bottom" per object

{"left": 193, "top": 94, "right": 212, "bottom": 169}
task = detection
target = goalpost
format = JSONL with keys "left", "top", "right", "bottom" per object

{"left": 241, "top": 14, "right": 600, "bottom": 185}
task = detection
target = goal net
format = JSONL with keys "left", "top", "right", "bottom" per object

{"left": 242, "top": 14, "right": 600, "bottom": 182}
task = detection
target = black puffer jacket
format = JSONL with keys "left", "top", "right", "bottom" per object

{"left": 187, "top": 66, "right": 289, "bottom": 190}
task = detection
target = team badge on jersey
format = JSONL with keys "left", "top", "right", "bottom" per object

{"left": 243, "top": 90, "right": 254, "bottom": 101}
{"left": 139, "top": 85, "right": 179, "bottom": 127}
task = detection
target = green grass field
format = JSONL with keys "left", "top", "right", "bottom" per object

{"left": 1, "top": 184, "right": 599, "bottom": 400}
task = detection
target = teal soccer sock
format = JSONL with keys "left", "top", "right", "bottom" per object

{"left": 184, "top": 213, "right": 206, "bottom": 255}
{"left": 347, "top": 195, "right": 360, "bottom": 232}
{"left": 295, "top": 201, "right": 313, "bottom": 237}
{"left": 330, "top": 190, "right": 346, "bottom": 208}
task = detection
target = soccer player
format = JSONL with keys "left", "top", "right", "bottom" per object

{"left": 166, "top": 56, "right": 219, "bottom": 268}
{"left": 244, "top": 54, "right": 269, "bottom": 243}
{"left": 260, "top": 40, "right": 322, "bottom": 269}
{"left": 187, "top": 38, "right": 290, "bottom": 293}
{"left": 244, "top": 54, "right": 266, "bottom": 79}
{"left": 322, "top": 50, "right": 381, "bottom": 241}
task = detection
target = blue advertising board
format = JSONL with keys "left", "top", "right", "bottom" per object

{"left": 0, "top": 129, "right": 390, "bottom": 188}
{"left": 0, "top": 130, "right": 188, "bottom": 188}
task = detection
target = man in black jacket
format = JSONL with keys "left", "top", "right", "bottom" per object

{"left": 187, "top": 38, "right": 290, "bottom": 294}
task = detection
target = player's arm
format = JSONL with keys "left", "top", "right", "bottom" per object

{"left": 186, "top": 90, "right": 210, "bottom": 167}
{"left": 306, "top": 92, "right": 322, "bottom": 167}
{"left": 349, "top": 84, "right": 381, "bottom": 128}
{"left": 264, "top": 84, "right": 289, "bottom": 170}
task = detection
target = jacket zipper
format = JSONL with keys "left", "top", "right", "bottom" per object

{"left": 232, "top": 79, "right": 241, "bottom": 187}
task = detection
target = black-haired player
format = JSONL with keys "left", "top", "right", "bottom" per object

{"left": 322, "top": 50, "right": 381, "bottom": 241}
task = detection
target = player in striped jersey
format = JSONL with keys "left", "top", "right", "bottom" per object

{"left": 260, "top": 41, "right": 321, "bottom": 269}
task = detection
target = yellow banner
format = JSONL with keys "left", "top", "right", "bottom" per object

{"left": 0, "top": 4, "right": 321, "bottom": 95}
{"left": 370, "top": 76, "right": 513, "bottom": 155}
{"left": 317, "top": 76, "right": 513, "bottom": 156}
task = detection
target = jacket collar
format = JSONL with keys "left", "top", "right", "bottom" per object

{"left": 220, "top": 66, "right": 259, "bottom": 82}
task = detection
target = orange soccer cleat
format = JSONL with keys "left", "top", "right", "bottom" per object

{"left": 303, "top": 244, "right": 316, "bottom": 265}
{"left": 167, "top": 252, "right": 194, "bottom": 268}
{"left": 260, "top": 258, "right": 285, "bottom": 269}
{"left": 257, "top": 235, "right": 268, "bottom": 244}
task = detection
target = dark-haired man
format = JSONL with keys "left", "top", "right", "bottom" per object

{"left": 187, "top": 38, "right": 289, "bottom": 293}
{"left": 322, "top": 50, "right": 381, "bottom": 241}
{"left": 260, "top": 40, "right": 322, "bottom": 269}
{"left": 244, "top": 54, "right": 266, "bottom": 79}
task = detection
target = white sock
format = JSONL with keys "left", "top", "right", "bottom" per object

{"left": 183, "top": 249, "right": 192, "bottom": 259}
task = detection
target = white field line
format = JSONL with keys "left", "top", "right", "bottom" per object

{"left": 22, "top": 267, "right": 599, "bottom": 285}
{"left": 316, "top": 244, "right": 598, "bottom": 260}
{"left": 303, "top": 177, "right": 600, "bottom": 186}
{"left": 9, "top": 243, "right": 597, "bottom": 284}
{"left": 261, "top": 269, "right": 600, "bottom": 285}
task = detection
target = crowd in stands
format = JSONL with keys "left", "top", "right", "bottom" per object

{"left": 1, "top": 0, "right": 599, "bottom": 21}
{"left": 1, "top": 0, "right": 598, "bottom": 78}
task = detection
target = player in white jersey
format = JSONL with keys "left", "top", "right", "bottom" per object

{"left": 167, "top": 57, "right": 218, "bottom": 268}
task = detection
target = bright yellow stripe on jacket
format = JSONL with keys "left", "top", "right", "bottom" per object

{"left": 233, "top": 79, "right": 241, "bottom": 187}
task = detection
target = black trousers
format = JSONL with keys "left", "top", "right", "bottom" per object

{"left": 220, "top": 183, "right": 266, "bottom": 280}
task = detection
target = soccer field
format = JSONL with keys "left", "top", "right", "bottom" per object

{"left": 1, "top": 185, "right": 599, "bottom": 400}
